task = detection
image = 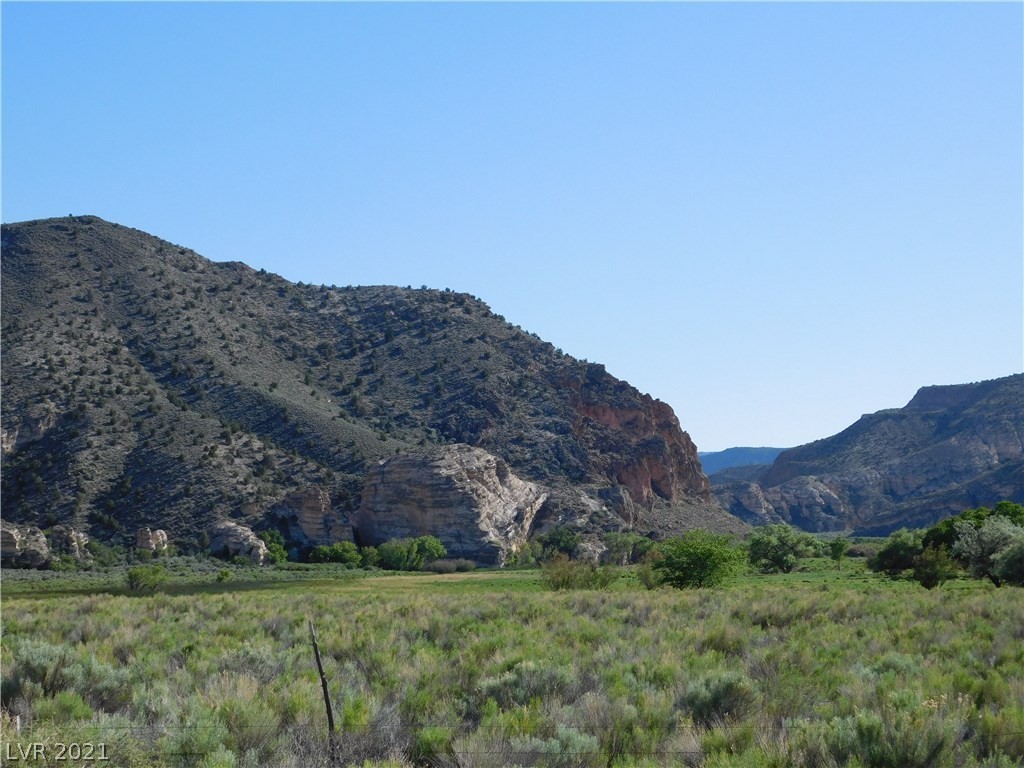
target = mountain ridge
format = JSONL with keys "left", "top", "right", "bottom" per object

{"left": 1, "top": 216, "right": 740, "bottom": 558}
{"left": 712, "top": 374, "right": 1024, "bottom": 534}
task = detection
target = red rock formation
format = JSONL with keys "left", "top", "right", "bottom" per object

{"left": 561, "top": 365, "right": 713, "bottom": 509}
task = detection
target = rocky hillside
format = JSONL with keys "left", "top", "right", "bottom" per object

{"left": 1, "top": 216, "right": 738, "bottom": 560}
{"left": 713, "top": 375, "right": 1024, "bottom": 534}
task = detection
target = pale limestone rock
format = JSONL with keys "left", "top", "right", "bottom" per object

{"left": 1, "top": 523, "right": 51, "bottom": 568}
{"left": 207, "top": 520, "right": 269, "bottom": 565}
{"left": 135, "top": 527, "right": 169, "bottom": 552}
{"left": 50, "top": 525, "right": 92, "bottom": 563}
{"left": 357, "top": 444, "right": 548, "bottom": 564}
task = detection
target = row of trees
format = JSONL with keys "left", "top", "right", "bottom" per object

{"left": 542, "top": 504, "right": 1023, "bottom": 591}
{"left": 869, "top": 502, "right": 1024, "bottom": 588}
{"left": 254, "top": 529, "right": 452, "bottom": 571}
{"left": 306, "top": 536, "right": 448, "bottom": 571}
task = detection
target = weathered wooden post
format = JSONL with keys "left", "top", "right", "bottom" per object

{"left": 309, "top": 619, "right": 337, "bottom": 762}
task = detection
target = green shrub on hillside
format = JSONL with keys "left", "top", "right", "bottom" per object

{"left": 258, "top": 529, "right": 288, "bottom": 564}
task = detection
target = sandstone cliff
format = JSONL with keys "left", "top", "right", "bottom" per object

{"left": 1, "top": 523, "right": 51, "bottom": 568}
{"left": 357, "top": 444, "right": 547, "bottom": 564}
{"left": 713, "top": 375, "right": 1024, "bottom": 533}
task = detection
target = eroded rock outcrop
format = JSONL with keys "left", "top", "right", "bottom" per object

{"left": 50, "top": 525, "right": 92, "bottom": 564}
{"left": 273, "top": 487, "right": 352, "bottom": 545}
{"left": 1, "top": 523, "right": 51, "bottom": 568}
{"left": 357, "top": 444, "right": 548, "bottom": 564}
{"left": 1, "top": 403, "right": 61, "bottom": 456}
{"left": 207, "top": 521, "right": 269, "bottom": 565}
{"left": 135, "top": 527, "right": 169, "bottom": 553}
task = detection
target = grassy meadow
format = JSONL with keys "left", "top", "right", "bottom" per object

{"left": 1, "top": 560, "right": 1023, "bottom": 768}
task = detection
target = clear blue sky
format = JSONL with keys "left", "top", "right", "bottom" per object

{"left": 3, "top": 2, "right": 1022, "bottom": 451}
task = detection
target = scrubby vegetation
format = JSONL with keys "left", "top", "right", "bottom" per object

{"left": 2, "top": 559, "right": 1022, "bottom": 767}
{"left": 4, "top": 512, "right": 1023, "bottom": 766}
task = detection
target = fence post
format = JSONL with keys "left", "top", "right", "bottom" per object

{"left": 309, "top": 619, "right": 337, "bottom": 762}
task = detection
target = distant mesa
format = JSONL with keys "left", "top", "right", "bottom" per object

{"left": 712, "top": 374, "right": 1024, "bottom": 534}
{"left": 698, "top": 447, "right": 787, "bottom": 476}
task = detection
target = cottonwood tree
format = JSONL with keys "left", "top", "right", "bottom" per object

{"left": 747, "top": 524, "right": 818, "bottom": 573}
{"left": 829, "top": 538, "right": 850, "bottom": 571}
{"left": 953, "top": 517, "right": 1024, "bottom": 587}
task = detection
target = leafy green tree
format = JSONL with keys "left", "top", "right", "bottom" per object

{"left": 377, "top": 536, "right": 447, "bottom": 571}
{"left": 539, "top": 527, "right": 581, "bottom": 558}
{"left": 258, "top": 530, "right": 288, "bottom": 564}
{"left": 654, "top": 531, "right": 745, "bottom": 589}
{"left": 602, "top": 532, "right": 655, "bottom": 566}
{"left": 952, "top": 516, "right": 1024, "bottom": 587}
{"left": 828, "top": 538, "right": 850, "bottom": 571}
{"left": 993, "top": 539, "right": 1024, "bottom": 587}
{"left": 378, "top": 539, "right": 413, "bottom": 570}
{"left": 415, "top": 535, "right": 447, "bottom": 565}
{"left": 747, "top": 524, "right": 817, "bottom": 573}
{"left": 994, "top": 500, "right": 1024, "bottom": 526}
{"left": 868, "top": 528, "right": 924, "bottom": 577}
{"left": 308, "top": 541, "right": 361, "bottom": 566}
{"left": 911, "top": 546, "right": 959, "bottom": 589}
{"left": 923, "top": 501, "right": 1024, "bottom": 552}
{"left": 359, "top": 545, "right": 379, "bottom": 568}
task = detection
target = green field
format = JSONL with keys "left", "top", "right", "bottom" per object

{"left": 1, "top": 561, "right": 1022, "bottom": 768}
